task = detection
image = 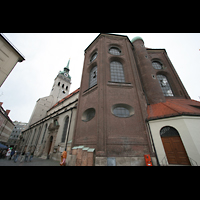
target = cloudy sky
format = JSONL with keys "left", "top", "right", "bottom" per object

{"left": 1, "top": 33, "right": 200, "bottom": 123}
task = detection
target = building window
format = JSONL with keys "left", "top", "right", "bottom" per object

{"left": 89, "top": 66, "right": 97, "bottom": 88}
{"left": 152, "top": 61, "right": 163, "bottom": 69}
{"left": 111, "top": 104, "right": 134, "bottom": 118}
{"left": 110, "top": 61, "right": 125, "bottom": 83}
{"left": 113, "top": 107, "right": 129, "bottom": 118}
{"left": 109, "top": 47, "right": 121, "bottom": 55}
{"left": 82, "top": 108, "right": 95, "bottom": 122}
{"left": 58, "top": 82, "right": 60, "bottom": 86}
{"left": 157, "top": 74, "right": 174, "bottom": 96}
{"left": 90, "top": 52, "right": 97, "bottom": 63}
{"left": 54, "top": 119, "right": 59, "bottom": 126}
{"left": 160, "top": 126, "right": 179, "bottom": 137}
{"left": 61, "top": 116, "right": 69, "bottom": 143}
{"left": 41, "top": 123, "right": 48, "bottom": 144}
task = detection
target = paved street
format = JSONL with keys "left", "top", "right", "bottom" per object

{"left": 0, "top": 157, "right": 60, "bottom": 166}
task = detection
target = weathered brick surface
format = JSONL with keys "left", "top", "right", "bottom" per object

{"left": 81, "top": 150, "right": 88, "bottom": 166}
{"left": 87, "top": 152, "right": 94, "bottom": 166}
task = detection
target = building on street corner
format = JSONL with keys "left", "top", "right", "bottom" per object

{"left": 0, "top": 33, "right": 25, "bottom": 87}
{"left": 0, "top": 102, "right": 14, "bottom": 145}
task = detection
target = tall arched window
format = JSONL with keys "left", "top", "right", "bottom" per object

{"left": 61, "top": 116, "right": 69, "bottom": 143}
{"left": 41, "top": 123, "right": 48, "bottom": 144}
{"left": 110, "top": 61, "right": 125, "bottom": 83}
{"left": 89, "top": 66, "right": 97, "bottom": 88}
{"left": 35, "top": 126, "right": 42, "bottom": 145}
{"left": 31, "top": 128, "right": 37, "bottom": 144}
{"left": 157, "top": 74, "right": 174, "bottom": 96}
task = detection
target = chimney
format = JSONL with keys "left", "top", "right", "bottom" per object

{"left": 6, "top": 110, "right": 10, "bottom": 115}
{"left": 0, "top": 102, "right": 3, "bottom": 106}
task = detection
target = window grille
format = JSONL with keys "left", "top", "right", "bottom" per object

{"left": 89, "top": 66, "right": 97, "bottom": 88}
{"left": 61, "top": 116, "right": 69, "bottom": 142}
{"left": 90, "top": 52, "right": 97, "bottom": 62}
{"left": 110, "top": 61, "right": 125, "bottom": 83}
{"left": 152, "top": 61, "right": 163, "bottom": 69}
{"left": 113, "top": 107, "right": 130, "bottom": 118}
{"left": 157, "top": 74, "right": 174, "bottom": 96}
{"left": 109, "top": 47, "right": 121, "bottom": 55}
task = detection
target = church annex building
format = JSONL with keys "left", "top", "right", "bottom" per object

{"left": 20, "top": 33, "right": 200, "bottom": 166}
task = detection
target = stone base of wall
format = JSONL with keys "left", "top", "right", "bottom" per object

{"left": 95, "top": 156, "right": 157, "bottom": 166}
{"left": 67, "top": 145, "right": 95, "bottom": 166}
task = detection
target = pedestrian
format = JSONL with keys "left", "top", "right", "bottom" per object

{"left": 0, "top": 149, "right": 3, "bottom": 159}
{"left": 60, "top": 150, "right": 67, "bottom": 166}
{"left": 2, "top": 149, "right": 6, "bottom": 159}
{"left": 9, "top": 148, "right": 15, "bottom": 160}
{"left": 14, "top": 150, "right": 21, "bottom": 163}
{"left": 25, "top": 152, "right": 30, "bottom": 162}
{"left": 20, "top": 150, "right": 26, "bottom": 163}
{"left": 29, "top": 151, "right": 34, "bottom": 162}
{"left": 6, "top": 148, "right": 11, "bottom": 160}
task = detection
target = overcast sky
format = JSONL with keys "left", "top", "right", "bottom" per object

{"left": 1, "top": 33, "right": 200, "bottom": 123}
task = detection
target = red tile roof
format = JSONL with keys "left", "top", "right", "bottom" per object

{"left": 49, "top": 88, "right": 80, "bottom": 111}
{"left": 147, "top": 99, "right": 200, "bottom": 121}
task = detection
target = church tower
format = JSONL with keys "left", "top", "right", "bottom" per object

{"left": 50, "top": 59, "right": 71, "bottom": 106}
{"left": 28, "top": 59, "right": 71, "bottom": 126}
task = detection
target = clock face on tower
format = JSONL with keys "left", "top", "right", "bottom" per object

{"left": 64, "top": 73, "right": 69, "bottom": 78}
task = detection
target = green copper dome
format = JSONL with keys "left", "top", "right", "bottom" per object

{"left": 131, "top": 36, "right": 144, "bottom": 43}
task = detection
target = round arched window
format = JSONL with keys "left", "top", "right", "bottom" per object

{"left": 109, "top": 47, "right": 121, "bottom": 55}
{"left": 152, "top": 61, "right": 163, "bottom": 69}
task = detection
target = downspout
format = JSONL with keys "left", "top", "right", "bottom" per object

{"left": 146, "top": 121, "right": 160, "bottom": 166}
{"left": 65, "top": 107, "right": 74, "bottom": 151}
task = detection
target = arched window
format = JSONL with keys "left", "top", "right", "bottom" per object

{"left": 160, "top": 126, "right": 179, "bottom": 137}
{"left": 41, "top": 123, "right": 48, "bottom": 144}
{"left": 35, "top": 126, "right": 42, "bottom": 145}
{"left": 110, "top": 61, "right": 125, "bottom": 83}
{"left": 109, "top": 47, "right": 121, "bottom": 55}
{"left": 89, "top": 66, "right": 97, "bottom": 88}
{"left": 31, "top": 128, "right": 37, "bottom": 144}
{"left": 58, "top": 82, "right": 60, "bottom": 86}
{"left": 61, "top": 116, "right": 69, "bottom": 142}
{"left": 90, "top": 52, "right": 98, "bottom": 62}
{"left": 152, "top": 61, "right": 163, "bottom": 69}
{"left": 157, "top": 74, "right": 174, "bottom": 96}
{"left": 62, "top": 84, "right": 64, "bottom": 88}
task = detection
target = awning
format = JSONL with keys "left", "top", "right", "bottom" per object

{"left": 0, "top": 143, "right": 8, "bottom": 149}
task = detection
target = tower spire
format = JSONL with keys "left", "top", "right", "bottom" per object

{"left": 65, "top": 58, "right": 70, "bottom": 71}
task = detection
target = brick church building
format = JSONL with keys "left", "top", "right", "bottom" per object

{"left": 71, "top": 33, "right": 200, "bottom": 166}
{"left": 21, "top": 33, "right": 200, "bottom": 166}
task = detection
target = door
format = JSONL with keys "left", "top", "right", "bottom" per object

{"left": 160, "top": 126, "right": 191, "bottom": 165}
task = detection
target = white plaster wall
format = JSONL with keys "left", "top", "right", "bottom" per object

{"left": 0, "top": 37, "right": 23, "bottom": 87}
{"left": 149, "top": 116, "right": 200, "bottom": 166}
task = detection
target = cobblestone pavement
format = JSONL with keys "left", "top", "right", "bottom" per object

{"left": 0, "top": 157, "right": 60, "bottom": 166}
